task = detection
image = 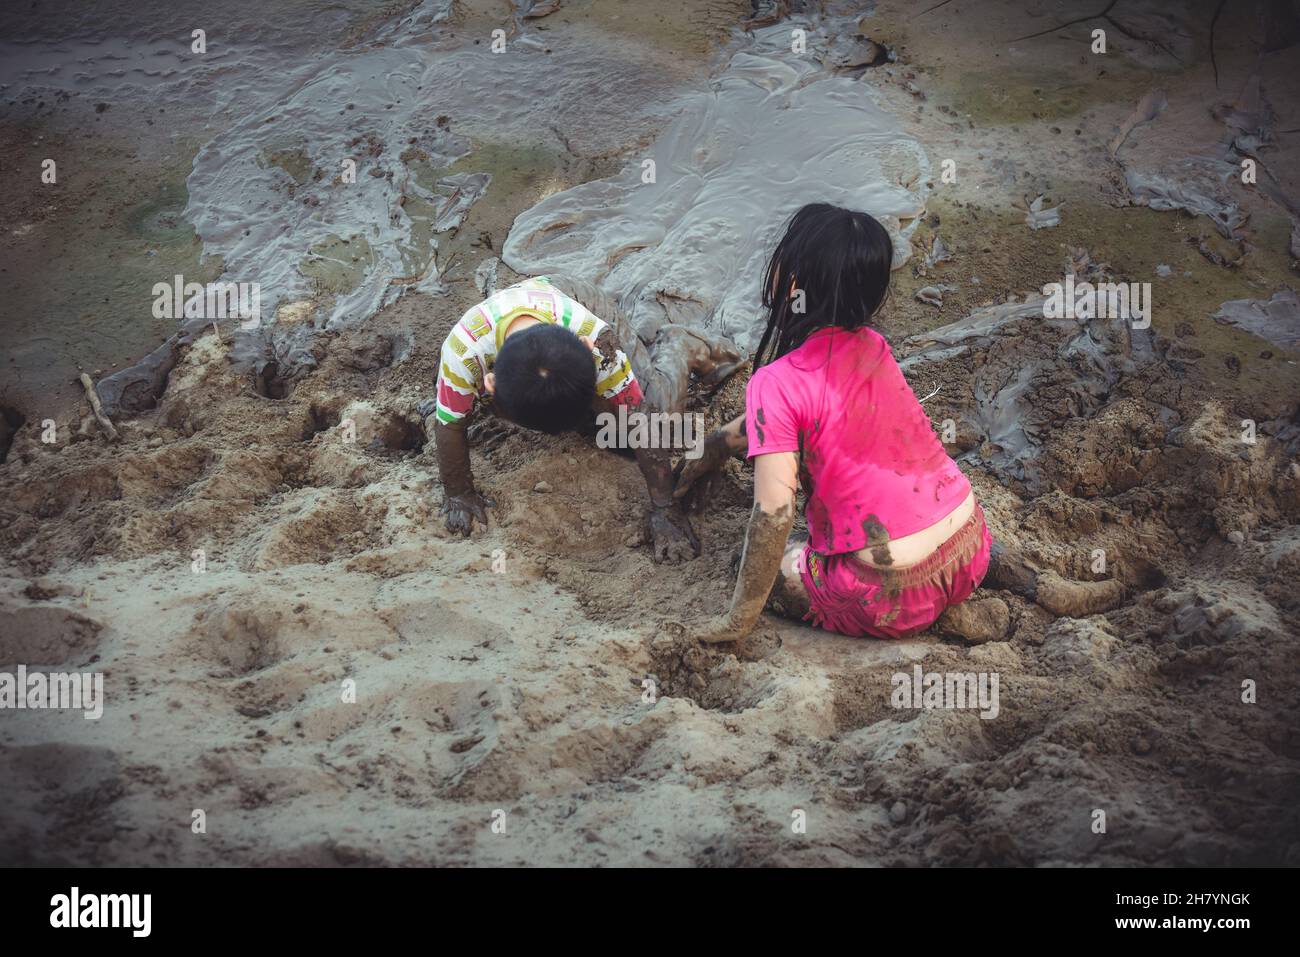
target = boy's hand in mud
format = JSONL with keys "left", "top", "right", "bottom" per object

{"left": 647, "top": 503, "right": 700, "bottom": 563}
{"left": 441, "top": 490, "right": 495, "bottom": 536}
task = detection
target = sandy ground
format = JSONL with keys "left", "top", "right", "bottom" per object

{"left": 2, "top": 0, "right": 1299, "bottom": 866}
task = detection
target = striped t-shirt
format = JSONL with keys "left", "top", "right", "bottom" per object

{"left": 434, "top": 276, "right": 642, "bottom": 426}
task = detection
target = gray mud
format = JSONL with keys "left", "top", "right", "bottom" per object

{"left": 504, "top": 9, "right": 925, "bottom": 352}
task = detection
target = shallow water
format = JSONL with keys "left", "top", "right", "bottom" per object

{"left": 182, "top": 0, "right": 741, "bottom": 374}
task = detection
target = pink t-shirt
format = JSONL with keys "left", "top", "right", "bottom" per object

{"left": 745, "top": 326, "right": 971, "bottom": 555}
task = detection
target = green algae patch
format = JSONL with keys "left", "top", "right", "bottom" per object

{"left": 262, "top": 145, "right": 316, "bottom": 186}
{"left": 445, "top": 143, "right": 565, "bottom": 202}
{"left": 946, "top": 66, "right": 1168, "bottom": 125}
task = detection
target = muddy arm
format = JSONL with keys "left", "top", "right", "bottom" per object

{"left": 634, "top": 442, "right": 675, "bottom": 509}
{"left": 588, "top": 391, "right": 699, "bottom": 561}
{"left": 589, "top": 328, "right": 675, "bottom": 506}
{"left": 641, "top": 457, "right": 700, "bottom": 561}
{"left": 697, "top": 451, "right": 798, "bottom": 644}
{"left": 635, "top": 438, "right": 701, "bottom": 563}
{"left": 433, "top": 419, "right": 493, "bottom": 535}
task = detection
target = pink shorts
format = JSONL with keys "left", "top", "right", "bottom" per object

{"left": 799, "top": 504, "right": 992, "bottom": 639}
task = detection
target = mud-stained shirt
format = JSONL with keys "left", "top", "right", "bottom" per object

{"left": 434, "top": 276, "right": 643, "bottom": 426}
{"left": 745, "top": 325, "right": 972, "bottom": 554}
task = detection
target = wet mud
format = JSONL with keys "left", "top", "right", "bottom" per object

{"left": 1, "top": 0, "right": 1298, "bottom": 867}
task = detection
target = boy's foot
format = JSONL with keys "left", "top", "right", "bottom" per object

{"left": 697, "top": 337, "right": 746, "bottom": 390}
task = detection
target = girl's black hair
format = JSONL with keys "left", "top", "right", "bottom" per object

{"left": 753, "top": 203, "right": 894, "bottom": 367}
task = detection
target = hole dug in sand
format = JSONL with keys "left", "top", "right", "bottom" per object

{"left": 251, "top": 490, "right": 377, "bottom": 569}
{"left": 252, "top": 360, "right": 295, "bottom": 400}
{"left": 0, "top": 403, "right": 27, "bottom": 464}
{"left": 191, "top": 580, "right": 402, "bottom": 679}
{"left": 0, "top": 600, "right": 104, "bottom": 669}
{"left": 646, "top": 632, "right": 777, "bottom": 713}
{"left": 300, "top": 401, "right": 339, "bottom": 441}
{"left": 336, "top": 400, "right": 425, "bottom": 453}
{"left": 197, "top": 603, "right": 291, "bottom": 677}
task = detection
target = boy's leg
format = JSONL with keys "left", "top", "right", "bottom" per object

{"left": 546, "top": 274, "right": 742, "bottom": 415}
{"left": 641, "top": 325, "right": 745, "bottom": 415}
{"left": 544, "top": 275, "right": 652, "bottom": 369}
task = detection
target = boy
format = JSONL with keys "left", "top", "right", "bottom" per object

{"left": 429, "top": 275, "right": 742, "bottom": 563}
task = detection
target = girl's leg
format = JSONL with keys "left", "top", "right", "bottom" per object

{"left": 766, "top": 537, "right": 812, "bottom": 621}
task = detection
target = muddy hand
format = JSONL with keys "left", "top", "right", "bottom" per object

{"left": 694, "top": 613, "right": 748, "bottom": 644}
{"left": 658, "top": 614, "right": 743, "bottom": 645}
{"left": 646, "top": 503, "right": 700, "bottom": 563}
{"left": 441, "top": 490, "right": 495, "bottom": 536}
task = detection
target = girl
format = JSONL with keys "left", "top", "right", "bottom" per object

{"left": 675, "top": 203, "right": 991, "bottom": 642}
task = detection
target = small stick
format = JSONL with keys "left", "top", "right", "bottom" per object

{"left": 79, "top": 373, "right": 119, "bottom": 441}
{"left": 1209, "top": 0, "right": 1226, "bottom": 88}
{"left": 915, "top": 0, "right": 955, "bottom": 18}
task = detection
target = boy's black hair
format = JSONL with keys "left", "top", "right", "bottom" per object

{"left": 754, "top": 203, "right": 894, "bottom": 368}
{"left": 493, "top": 324, "right": 596, "bottom": 433}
